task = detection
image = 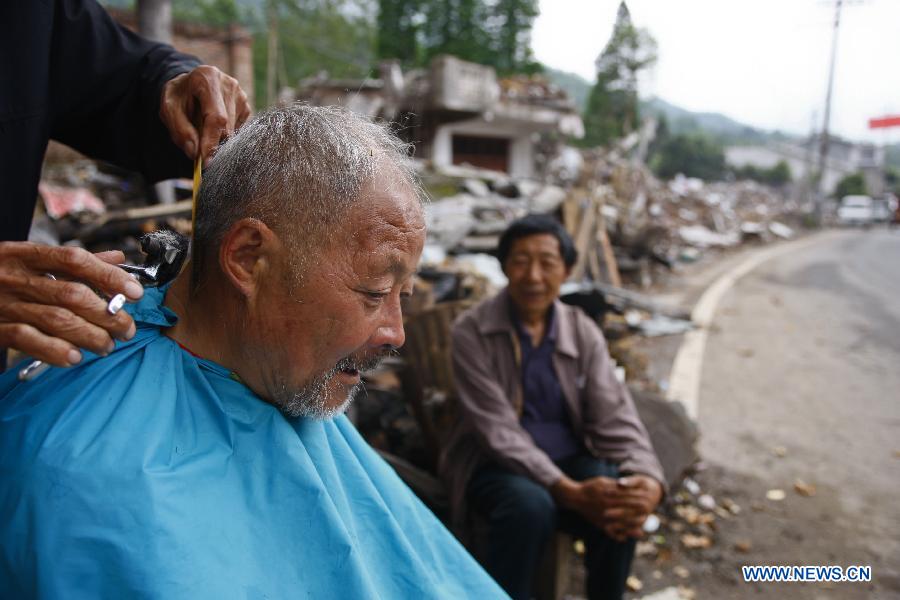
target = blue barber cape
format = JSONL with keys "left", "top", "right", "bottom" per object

{"left": 0, "top": 287, "right": 506, "bottom": 599}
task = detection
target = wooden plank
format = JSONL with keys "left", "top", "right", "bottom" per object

{"left": 104, "top": 199, "right": 193, "bottom": 223}
{"left": 585, "top": 200, "right": 603, "bottom": 281}
{"left": 561, "top": 195, "right": 581, "bottom": 237}
{"left": 592, "top": 188, "right": 622, "bottom": 287}
{"left": 569, "top": 196, "right": 597, "bottom": 281}
{"left": 596, "top": 226, "right": 622, "bottom": 287}
{"left": 423, "top": 312, "right": 441, "bottom": 389}
{"left": 587, "top": 243, "right": 602, "bottom": 282}
{"left": 435, "top": 309, "right": 453, "bottom": 391}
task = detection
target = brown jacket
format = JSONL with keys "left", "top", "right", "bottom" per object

{"left": 439, "top": 289, "right": 665, "bottom": 523}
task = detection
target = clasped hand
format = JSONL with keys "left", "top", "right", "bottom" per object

{"left": 552, "top": 474, "right": 663, "bottom": 542}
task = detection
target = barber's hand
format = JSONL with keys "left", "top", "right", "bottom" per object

{"left": 602, "top": 475, "right": 663, "bottom": 541}
{"left": 0, "top": 242, "right": 143, "bottom": 367}
{"left": 159, "top": 65, "right": 251, "bottom": 165}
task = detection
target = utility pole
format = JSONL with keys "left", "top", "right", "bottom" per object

{"left": 266, "top": 0, "right": 279, "bottom": 107}
{"left": 814, "top": 0, "right": 842, "bottom": 224}
{"left": 137, "top": 0, "right": 172, "bottom": 45}
{"left": 799, "top": 110, "right": 817, "bottom": 205}
{"left": 814, "top": 0, "right": 866, "bottom": 222}
{"left": 137, "top": 0, "right": 175, "bottom": 204}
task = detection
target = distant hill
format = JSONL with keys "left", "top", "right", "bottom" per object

{"left": 543, "top": 67, "right": 794, "bottom": 147}
{"left": 546, "top": 72, "right": 900, "bottom": 176}
{"left": 640, "top": 97, "right": 776, "bottom": 146}
{"left": 644, "top": 100, "right": 900, "bottom": 168}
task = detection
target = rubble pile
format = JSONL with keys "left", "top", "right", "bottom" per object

{"left": 419, "top": 147, "right": 804, "bottom": 296}
{"left": 372, "top": 148, "right": 806, "bottom": 469}
{"left": 420, "top": 162, "right": 570, "bottom": 259}
{"left": 498, "top": 75, "right": 573, "bottom": 110}
{"left": 31, "top": 156, "right": 193, "bottom": 262}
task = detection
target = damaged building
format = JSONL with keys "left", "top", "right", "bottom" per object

{"left": 725, "top": 135, "right": 887, "bottom": 201}
{"left": 291, "top": 55, "right": 584, "bottom": 179}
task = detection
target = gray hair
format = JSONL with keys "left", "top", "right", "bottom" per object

{"left": 192, "top": 103, "right": 423, "bottom": 285}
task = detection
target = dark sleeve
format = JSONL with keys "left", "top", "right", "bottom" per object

{"left": 47, "top": 0, "right": 200, "bottom": 182}
{"left": 451, "top": 315, "right": 564, "bottom": 487}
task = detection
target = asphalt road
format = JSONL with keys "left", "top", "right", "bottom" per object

{"left": 696, "top": 227, "right": 900, "bottom": 598}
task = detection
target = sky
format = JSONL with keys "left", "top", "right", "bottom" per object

{"left": 532, "top": 0, "right": 900, "bottom": 144}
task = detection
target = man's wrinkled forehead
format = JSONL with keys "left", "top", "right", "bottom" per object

{"left": 350, "top": 198, "right": 424, "bottom": 278}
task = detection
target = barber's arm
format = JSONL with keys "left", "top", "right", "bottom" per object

{"left": 0, "top": 1, "right": 251, "bottom": 369}
{"left": 451, "top": 317, "right": 564, "bottom": 487}
{"left": 50, "top": 0, "right": 250, "bottom": 177}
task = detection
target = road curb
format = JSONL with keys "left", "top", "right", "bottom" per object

{"left": 666, "top": 231, "right": 836, "bottom": 419}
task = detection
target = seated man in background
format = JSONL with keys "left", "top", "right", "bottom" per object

{"left": 0, "top": 105, "right": 505, "bottom": 599}
{"left": 441, "top": 215, "right": 666, "bottom": 600}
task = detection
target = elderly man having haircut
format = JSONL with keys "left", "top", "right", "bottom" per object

{"left": 0, "top": 105, "right": 506, "bottom": 599}
{"left": 441, "top": 215, "right": 665, "bottom": 600}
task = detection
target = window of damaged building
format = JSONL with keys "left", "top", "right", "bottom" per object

{"left": 452, "top": 135, "right": 511, "bottom": 173}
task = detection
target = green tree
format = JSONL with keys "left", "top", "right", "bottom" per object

{"left": 491, "top": 0, "right": 541, "bottom": 74}
{"left": 767, "top": 160, "right": 791, "bottom": 187}
{"left": 420, "top": 0, "right": 492, "bottom": 65}
{"left": 107, "top": 0, "right": 378, "bottom": 109}
{"left": 582, "top": 1, "right": 657, "bottom": 147}
{"left": 885, "top": 167, "right": 900, "bottom": 196}
{"left": 376, "top": 0, "right": 540, "bottom": 73}
{"left": 732, "top": 160, "right": 792, "bottom": 187}
{"left": 172, "top": 0, "right": 246, "bottom": 27}
{"left": 833, "top": 172, "right": 867, "bottom": 198}
{"left": 652, "top": 134, "right": 726, "bottom": 181}
{"left": 377, "top": 0, "right": 421, "bottom": 66}
{"left": 253, "top": 0, "right": 376, "bottom": 108}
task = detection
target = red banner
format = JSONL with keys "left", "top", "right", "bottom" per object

{"left": 869, "top": 115, "right": 900, "bottom": 129}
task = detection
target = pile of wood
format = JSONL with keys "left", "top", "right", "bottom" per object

{"left": 560, "top": 188, "right": 621, "bottom": 286}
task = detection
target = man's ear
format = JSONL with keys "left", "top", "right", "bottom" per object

{"left": 218, "top": 218, "right": 280, "bottom": 298}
